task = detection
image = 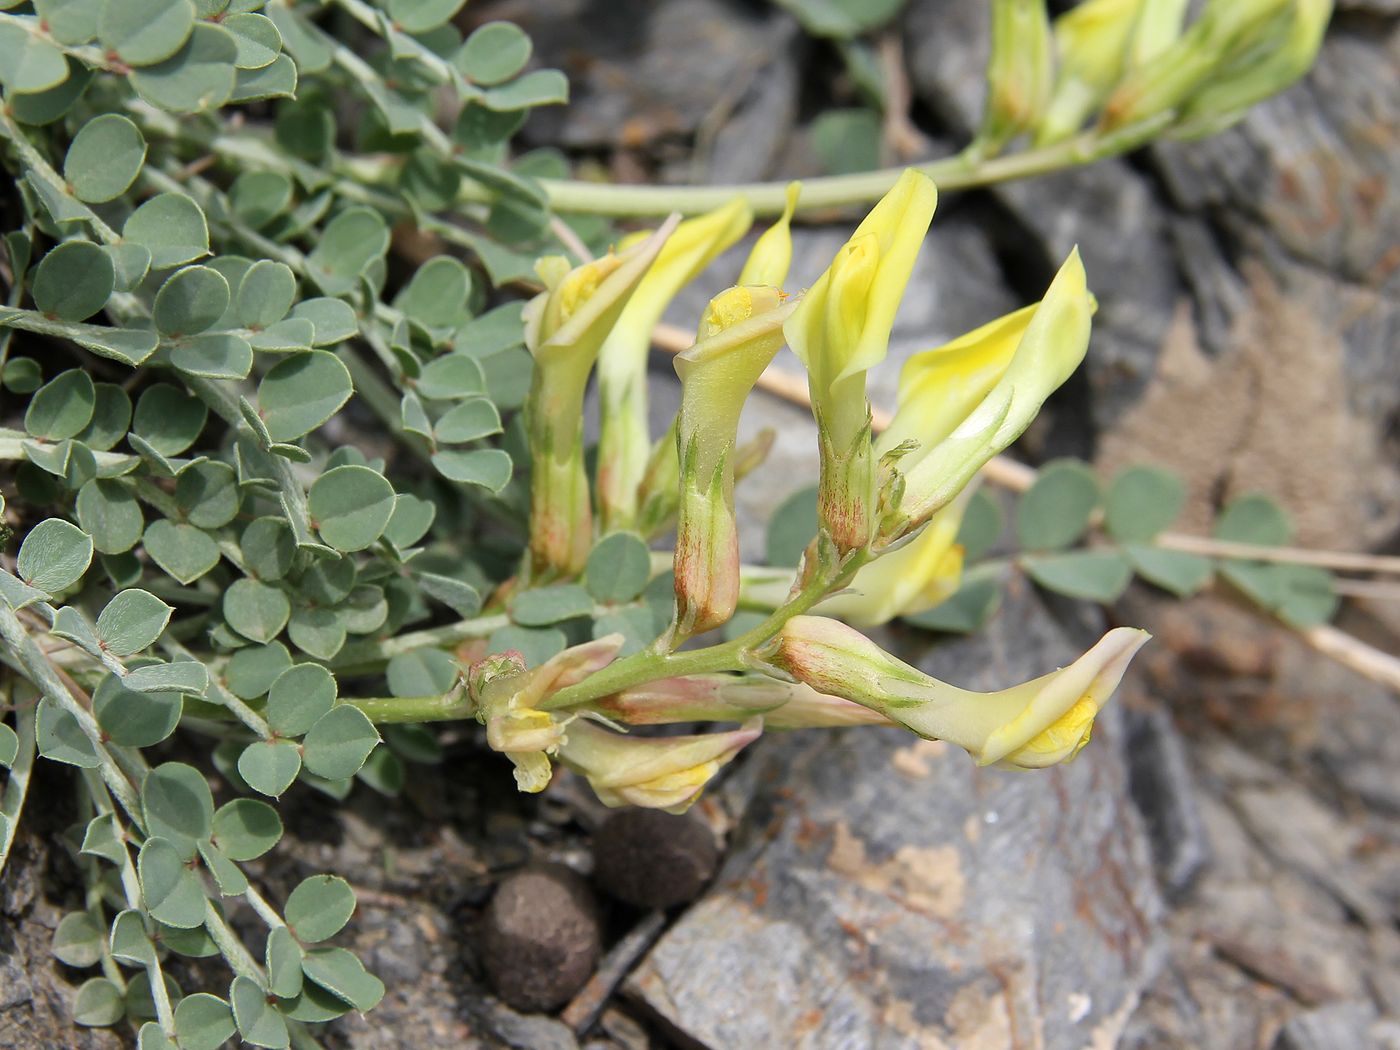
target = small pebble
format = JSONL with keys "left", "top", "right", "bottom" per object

{"left": 591, "top": 809, "right": 719, "bottom": 910}
{"left": 482, "top": 863, "right": 601, "bottom": 1013}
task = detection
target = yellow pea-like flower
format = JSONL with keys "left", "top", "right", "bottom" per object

{"left": 766, "top": 615, "right": 1150, "bottom": 770}
{"left": 783, "top": 168, "right": 937, "bottom": 555}
{"left": 892, "top": 248, "right": 1094, "bottom": 526}
{"left": 595, "top": 199, "right": 753, "bottom": 533}
{"left": 521, "top": 218, "right": 678, "bottom": 579}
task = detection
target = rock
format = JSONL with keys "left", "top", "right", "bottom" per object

{"left": 1273, "top": 1001, "right": 1382, "bottom": 1050}
{"left": 626, "top": 579, "right": 1163, "bottom": 1048}
{"left": 482, "top": 864, "right": 602, "bottom": 1013}
{"left": 592, "top": 809, "right": 718, "bottom": 910}
{"left": 1123, "top": 705, "right": 1210, "bottom": 900}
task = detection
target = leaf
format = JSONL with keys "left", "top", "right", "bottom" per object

{"left": 153, "top": 265, "right": 230, "bottom": 336}
{"left": 138, "top": 837, "right": 206, "bottom": 928}
{"left": 415, "top": 572, "right": 481, "bottom": 617}
{"left": 284, "top": 874, "right": 355, "bottom": 943}
{"left": 80, "top": 813, "right": 126, "bottom": 865}
{"left": 237, "top": 740, "right": 302, "bottom": 797}
{"left": 106, "top": 241, "right": 152, "bottom": 292}
{"left": 229, "top": 975, "right": 290, "bottom": 1049}
{"left": 0, "top": 309, "right": 158, "bottom": 366}
{"left": 129, "top": 22, "right": 239, "bottom": 114}
{"left": 772, "top": 0, "right": 904, "bottom": 37}
{"left": 96, "top": 589, "right": 172, "bottom": 656}
{"left": 94, "top": 672, "right": 182, "bottom": 747}
{"left": 0, "top": 722, "right": 16, "bottom": 769}
{"left": 226, "top": 641, "right": 292, "bottom": 699}
{"left": 237, "top": 260, "right": 297, "bottom": 329}
{"left": 211, "top": 798, "right": 282, "bottom": 861}
{"left": 31, "top": 240, "right": 115, "bottom": 321}
{"left": 485, "top": 624, "right": 565, "bottom": 667}
{"left": 455, "top": 20, "right": 530, "bottom": 84}
{"left": 480, "top": 346, "right": 532, "bottom": 409}
{"left": 811, "top": 108, "right": 882, "bottom": 175}
{"left": 231, "top": 51, "right": 297, "bottom": 102}
{"left": 133, "top": 382, "right": 207, "bottom": 455}
{"left": 398, "top": 256, "right": 473, "bottom": 329}
{"left": 1016, "top": 459, "right": 1099, "bottom": 551}
{"left": 308, "top": 465, "right": 396, "bottom": 552}
{"left": 17, "top": 518, "right": 93, "bottom": 592}
{"left": 198, "top": 839, "right": 248, "bottom": 895}
{"left": 76, "top": 479, "right": 143, "bottom": 555}
{"left": 98, "top": 0, "right": 194, "bottom": 64}
{"left": 1276, "top": 564, "right": 1338, "bottom": 628}
{"left": 175, "top": 460, "right": 240, "bottom": 528}
{"left": 301, "top": 705, "right": 380, "bottom": 780}
{"left": 52, "top": 911, "right": 104, "bottom": 967}
{"left": 25, "top": 368, "right": 95, "bottom": 440}
{"left": 171, "top": 333, "right": 255, "bottom": 380}
{"left": 1215, "top": 492, "right": 1292, "bottom": 546}
{"left": 512, "top": 583, "right": 593, "bottom": 626}
{"left": 765, "top": 485, "right": 818, "bottom": 568}
{"left": 290, "top": 297, "right": 358, "bottom": 346}
{"left": 386, "top": 649, "right": 458, "bottom": 697}
{"left": 415, "top": 354, "right": 484, "bottom": 399}
{"left": 143, "top": 520, "right": 220, "bottom": 583}
{"left": 1104, "top": 465, "right": 1186, "bottom": 543}
{"left": 388, "top": 0, "right": 465, "bottom": 32}
{"left": 0, "top": 22, "right": 69, "bottom": 92}
{"left": 63, "top": 114, "right": 146, "bottom": 202}
{"left": 7, "top": 58, "right": 91, "bottom": 126}
{"left": 174, "top": 993, "right": 237, "bottom": 1050}
{"left": 123, "top": 192, "right": 209, "bottom": 270}
{"left": 1125, "top": 544, "right": 1214, "bottom": 598}
{"left": 142, "top": 762, "right": 214, "bottom": 858}
{"left": 265, "top": 927, "right": 303, "bottom": 999}
{"left": 306, "top": 207, "right": 389, "bottom": 296}
{"left": 1023, "top": 550, "right": 1132, "bottom": 603}
{"left": 257, "top": 350, "right": 353, "bottom": 441}
{"left": 36, "top": 698, "right": 100, "bottom": 767}
{"left": 903, "top": 573, "right": 1004, "bottom": 634}
{"left": 33, "top": 0, "right": 101, "bottom": 45}
{"left": 224, "top": 11, "right": 281, "bottom": 69}
{"left": 585, "top": 532, "right": 652, "bottom": 603}
{"left": 277, "top": 981, "right": 351, "bottom": 1023}
{"left": 383, "top": 493, "right": 435, "bottom": 549}
{"left": 302, "top": 947, "right": 385, "bottom": 1011}
{"left": 109, "top": 909, "right": 156, "bottom": 967}
{"left": 266, "top": 663, "right": 336, "bottom": 736}
{"left": 124, "top": 660, "right": 209, "bottom": 696}
{"left": 224, "top": 578, "right": 291, "bottom": 643}
{"left": 72, "top": 977, "right": 125, "bottom": 1026}
{"left": 431, "top": 448, "right": 511, "bottom": 491}
{"left": 240, "top": 517, "right": 296, "bottom": 581}
{"left": 956, "top": 488, "right": 1004, "bottom": 562}
{"left": 481, "top": 68, "right": 569, "bottom": 111}
{"left": 593, "top": 605, "right": 660, "bottom": 656}
{"left": 230, "top": 170, "right": 292, "bottom": 228}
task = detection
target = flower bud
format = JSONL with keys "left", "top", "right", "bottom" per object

{"left": 523, "top": 219, "right": 680, "bottom": 579}
{"left": 595, "top": 200, "right": 753, "bottom": 533}
{"left": 739, "top": 182, "right": 800, "bottom": 287}
{"left": 592, "top": 674, "right": 891, "bottom": 729}
{"left": 784, "top": 169, "right": 937, "bottom": 555}
{"left": 894, "top": 249, "right": 1093, "bottom": 525}
{"left": 671, "top": 287, "right": 797, "bottom": 640}
{"left": 977, "top": 0, "right": 1054, "bottom": 155}
{"left": 557, "top": 719, "right": 761, "bottom": 812}
{"left": 766, "top": 615, "right": 1150, "bottom": 770}
{"left": 471, "top": 636, "right": 626, "bottom": 793}
{"left": 1037, "top": 0, "right": 1144, "bottom": 145}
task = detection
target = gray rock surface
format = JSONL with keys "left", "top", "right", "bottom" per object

{"left": 626, "top": 579, "right": 1163, "bottom": 1049}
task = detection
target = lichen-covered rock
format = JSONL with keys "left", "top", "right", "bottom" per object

{"left": 627, "top": 580, "right": 1162, "bottom": 1049}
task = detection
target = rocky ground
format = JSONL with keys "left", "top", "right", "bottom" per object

{"left": 4, "top": 1, "right": 1400, "bottom": 1047}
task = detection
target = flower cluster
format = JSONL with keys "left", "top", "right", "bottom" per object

{"left": 490, "top": 167, "right": 1152, "bottom": 810}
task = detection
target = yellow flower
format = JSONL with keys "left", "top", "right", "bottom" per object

{"left": 977, "top": 0, "right": 1054, "bottom": 155}
{"left": 521, "top": 219, "right": 678, "bottom": 578}
{"left": 765, "top": 615, "right": 1150, "bottom": 770}
{"left": 783, "top": 169, "right": 937, "bottom": 553}
{"left": 890, "top": 249, "right": 1094, "bottom": 526}
{"left": 1037, "top": 0, "right": 1146, "bottom": 144}
{"left": 738, "top": 182, "right": 800, "bottom": 287}
{"left": 595, "top": 200, "right": 753, "bottom": 532}
{"left": 557, "top": 719, "right": 761, "bottom": 812}
{"left": 671, "top": 286, "right": 798, "bottom": 641}
{"left": 816, "top": 487, "right": 971, "bottom": 627}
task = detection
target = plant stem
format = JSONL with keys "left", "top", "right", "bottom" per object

{"left": 348, "top": 691, "right": 473, "bottom": 724}
{"left": 330, "top": 613, "right": 510, "bottom": 676}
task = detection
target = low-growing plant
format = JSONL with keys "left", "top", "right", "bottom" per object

{"left": 0, "top": 0, "right": 1355, "bottom": 1043}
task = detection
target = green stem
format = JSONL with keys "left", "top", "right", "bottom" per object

{"left": 329, "top": 613, "right": 509, "bottom": 676}
{"left": 539, "top": 552, "right": 859, "bottom": 711}
{"left": 348, "top": 691, "right": 473, "bottom": 724}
